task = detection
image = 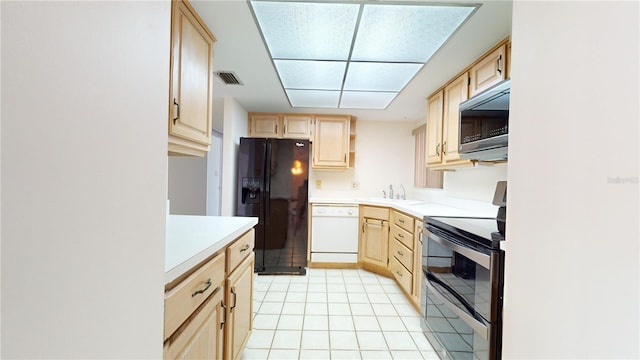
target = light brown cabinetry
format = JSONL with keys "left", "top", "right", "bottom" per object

{"left": 469, "top": 44, "right": 507, "bottom": 97}
{"left": 312, "top": 115, "right": 356, "bottom": 169}
{"left": 426, "top": 73, "right": 473, "bottom": 170}
{"left": 248, "top": 113, "right": 312, "bottom": 139}
{"left": 225, "top": 253, "right": 254, "bottom": 360}
{"left": 359, "top": 206, "right": 389, "bottom": 269}
{"left": 389, "top": 210, "right": 415, "bottom": 297}
{"left": 426, "top": 91, "right": 444, "bottom": 166}
{"left": 168, "top": 0, "right": 216, "bottom": 156}
{"left": 164, "top": 229, "right": 255, "bottom": 360}
{"left": 425, "top": 39, "right": 510, "bottom": 170}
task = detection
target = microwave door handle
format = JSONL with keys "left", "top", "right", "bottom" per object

{"left": 426, "top": 275, "right": 490, "bottom": 341}
{"left": 428, "top": 228, "right": 491, "bottom": 269}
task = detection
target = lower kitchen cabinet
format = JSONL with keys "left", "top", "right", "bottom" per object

{"left": 163, "top": 287, "right": 225, "bottom": 359}
{"left": 164, "top": 229, "right": 255, "bottom": 360}
{"left": 359, "top": 206, "right": 390, "bottom": 269}
{"left": 225, "top": 253, "right": 254, "bottom": 360}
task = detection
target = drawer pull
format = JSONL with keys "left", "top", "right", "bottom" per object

{"left": 397, "top": 250, "right": 404, "bottom": 257}
{"left": 396, "top": 271, "right": 403, "bottom": 277}
{"left": 230, "top": 286, "right": 238, "bottom": 312}
{"left": 220, "top": 300, "right": 227, "bottom": 329}
{"left": 191, "top": 279, "right": 212, "bottom": 297}
{"left": 240, "top": 244, "right": 250, "bottom": 252}
{"left": 398, "top": 233, "right": 404, "bottom": 238}
{"left": 398, "top": 218, "right": 405, "bottom": 224}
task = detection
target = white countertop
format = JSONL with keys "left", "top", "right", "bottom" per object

{"left": 165, "top": 215, "right": 258, "bottom": 285}
{"left": 309, "top": 197, "right": 495, "bottom": 219}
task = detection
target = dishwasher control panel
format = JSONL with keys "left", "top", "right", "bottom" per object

{"left": 312, "top": 204, "right": 359, "bottom": 217}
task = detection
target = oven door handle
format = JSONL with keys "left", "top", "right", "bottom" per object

{"left": 426, "top": 273, "right": 490, "bottom": 342}
{"left": 428, "top": 227, "right": 491, "bottom": 269}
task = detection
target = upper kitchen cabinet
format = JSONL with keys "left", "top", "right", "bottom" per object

{"left": 426, "top": 73, "right": 473, "bottom": 170}
{"left": 248, "top": 113, "right": 312, "bottom": 139}
{"left": 425, "top": 38, "right": 510, "bottom": 170}
{"left": 312, "top": 115, "right": 356, "bottom": 170}
{"left": 168, "top": 0, "right": 216, "bottom": 157}
{"left": 426, "top": 91, "right": 444, "bottom": 166}
{"left": 469, "top": 44, "right": 507, "bottom": 97}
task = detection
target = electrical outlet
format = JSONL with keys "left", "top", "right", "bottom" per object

{"left": 351, "top": 181, "right": 359, "bottom": 190}
{"left": 315, "top": 180, "right": 322, "bottom": 189}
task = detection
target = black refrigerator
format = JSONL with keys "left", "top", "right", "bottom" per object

{"left": 236, "top": 137, "right": 309, "bottom": 275}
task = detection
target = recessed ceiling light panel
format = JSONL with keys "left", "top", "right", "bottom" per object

{"left": 286, "top": 89, "right": 341, "bottom": 108}
{"left": 250, "top": 1, "right": 478, "bottom": 109}
{"left": 352, "top": 4, "right": 475, "bottom": 63}
{"left": 344, "top": 62, "right": 422, "bottom": 92}
{"left": 274, "top": 60, "right": 347, "bottom": 90}
{"left": 340, "top": 91, "right": 397, "bottom": 110}
{"left": 252, "top": 1, "right": 360, "bottom": 60}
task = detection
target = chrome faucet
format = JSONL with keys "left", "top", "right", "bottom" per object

{"left": 399, "top": 184, "right": 406, "bottom": 200}
{"left": 388, "top": 185, "right": 393, "bottom": 199}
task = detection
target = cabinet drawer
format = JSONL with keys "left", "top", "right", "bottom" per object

{"left": 390, "top": 238, "right": 413, "bottom": 271}
{"left": 392, "top": 210, "right": 414, "bottom": 233}
{"left": 361, "top": 206, "right": 389, "bottom": 220}
{"left": 390, "top": 223, "right": 413, "bottom": 250}
{"left": 227, "top": 229, "right": 255, "bottom": 273}
{"left": 390, "top": 256, "right": 412, "bottom": 295}
{"left": 164, "top": 252, "right": 226, "bottom": 340}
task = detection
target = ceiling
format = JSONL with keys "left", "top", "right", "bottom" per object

{"left": 191, "top": 0, "right": 513, "bottom": 124}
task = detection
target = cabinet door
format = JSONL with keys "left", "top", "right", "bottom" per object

{"left": 313, "top": 116, "right": 350, "bottom": 168}
{"left": 169, "top": 0, "right": 214, "bottom": 154}
{"left": 442, "top": 73, "right": 469, "bottom": 162}
{"left": 426, "top": 91, "right": 444, "bottom": 166}
{"left": 249, "top": 114, "right": 281, "bottom": 138}
{"left": 225, "top": 253, "right": 254, "bottom": 360}
{"left": 164, "top": 288, "right": 225, "bottom": 360}
{"left": 469, "top": 44, "right": 507, "bottom": 97}
{"left": 361, "top": 219, "right": 389, "bottom": 268}
{"left": 282, "top": 115, "right": 311, "bottom": 139}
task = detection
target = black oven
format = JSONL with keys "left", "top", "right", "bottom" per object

{"left": 421, "top": 216, "right": 505, "bottom": 360}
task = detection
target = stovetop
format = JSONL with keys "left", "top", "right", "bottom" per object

{"left": 424, "top": 216, "right": 506, "bottom": 250}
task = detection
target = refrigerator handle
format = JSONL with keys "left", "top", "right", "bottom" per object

{"left": 264, "top": 140, "right": 271, "bottom": 225}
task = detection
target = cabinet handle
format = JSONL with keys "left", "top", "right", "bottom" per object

{"left": 191, "top": 279, "right": 212, "bottom": 297}
{"left": 396, "top": 271, "right": 403, "bottom": 277}
{"left": 397, "top": 233, "right": 404, "bottom": 238}
{"left": 397, "top": 250, "right": 404, "bottom": 257}
{"left": 443, "top": 141, "right": 447, "bottom": 155}
{"left": 398, "top": 218, "right": 405, "bottom": 224}
{"left": 497, "top": 55, "right": 503, "bottom": 75}
{"left": 220, "top": 299, "right": 227, "bottom": 329}
{"left": 230, "top": 286, "right": 237, "bottom": 312}
{"left": 283, "top": 124, "right": 286, "bottom": 134}
{"left": 275, "top": 124, "right": 278, "bottom": 134}
{"left": 344, "top": 154, "right": 347, "bottom": 163}
{"left": 418, "top": 229, "right": 423, "bottom": 243}
{"left": 436, "top": 143, "right": 440, "bottom": 156}
{"left": 362, "top": 223, "right": 365, "bottom": 233}
{"left": 173, "top": 98, "right": 180, "bottom": 124}
{"left": 240, "top": 244, "right": 250, "bottom": 253}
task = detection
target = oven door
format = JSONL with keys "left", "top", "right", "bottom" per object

{"left": 421, "top": 225, "right": 504, "bottom": 360}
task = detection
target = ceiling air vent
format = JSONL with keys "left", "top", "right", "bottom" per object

{"left": 215, "top": 71, "right": 243, "bottom": 85}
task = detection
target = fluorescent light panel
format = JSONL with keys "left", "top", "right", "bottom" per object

{"left": 251, "top": 1, "right": 476, "bottom": 109}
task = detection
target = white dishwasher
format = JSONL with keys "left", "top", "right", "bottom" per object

{"left": 311, "top": 204, "right": 359, "bottom": 263}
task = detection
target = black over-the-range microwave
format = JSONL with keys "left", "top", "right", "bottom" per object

{"left": 458, "top": 79, "right": 510, "bottom": 161}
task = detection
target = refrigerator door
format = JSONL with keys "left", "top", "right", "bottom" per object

{"left": 262, "top": 138, "right": 309, "bottom": 275}
{"left": 237, "top": 137, "right": 267, "bottom": 272}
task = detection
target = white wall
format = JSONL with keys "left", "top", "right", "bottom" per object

{"left": 168, "top": 156, "right": 207, "bottom": 215}
{"left": 221, "top": 97, "right": 249, "bottom": 215}
{"left": 504, "top": 2, "right": 638, "bottom": 358}
{"left": 1, "top": 2, "right": 169, "bottom": 358}
{"left": 309, "top": 121, "right": 415, "bottom": 199}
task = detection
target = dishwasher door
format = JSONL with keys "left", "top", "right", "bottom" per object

{"left": 311, "top": 204, "right": 359, "bottom": 263}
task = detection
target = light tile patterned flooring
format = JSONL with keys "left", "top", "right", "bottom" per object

{"left": 242, "top": 268, "right": 438, "bottom": 360}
